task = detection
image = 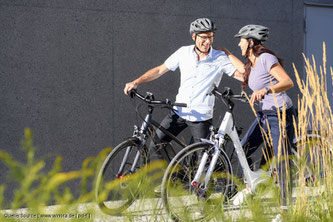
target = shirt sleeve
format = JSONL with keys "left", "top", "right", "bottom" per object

{"left": 220, "top": 54, "right": 237, "bottom": 77}
{"left": 164, "top": 47, "right": 181, "bottom": 71}
{"left": 262, "top": 53, "right": 279, "bottom": 72}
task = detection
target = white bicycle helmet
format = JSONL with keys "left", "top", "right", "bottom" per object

{"left": 189, "top": 18, "right": 217, "bottom": 35}
{"left": 234, "top": 24, "right": 269, "bottom": 42}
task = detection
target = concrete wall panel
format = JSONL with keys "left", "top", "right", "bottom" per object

{"left": 0, "top": 0, "right": 311, "bottom": 199}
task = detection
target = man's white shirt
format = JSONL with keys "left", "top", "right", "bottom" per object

{"left": 164, "top": 45, "right": 236, "bottom": 121}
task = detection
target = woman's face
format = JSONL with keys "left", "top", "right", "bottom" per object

{"left": 238, "top": 38, "right": 249, "bottom": 56}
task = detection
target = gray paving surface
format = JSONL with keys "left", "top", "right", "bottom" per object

{"left": 0, "top": 186, "right": 324, "bottom": 221}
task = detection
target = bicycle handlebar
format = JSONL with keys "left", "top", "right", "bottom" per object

{"left": 211, "top": 87, "right": 249, "bottom": 104}
{"left": 129, "top": 89, "right": 187, "bottom": 108}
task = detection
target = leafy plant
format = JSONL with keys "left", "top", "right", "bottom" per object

{"left": 0, "top": 128, "right": 111, "bottom": 221}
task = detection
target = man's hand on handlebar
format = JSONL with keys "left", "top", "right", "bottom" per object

{"left": 124, "top": 81, "right": 138, "bottom": 95}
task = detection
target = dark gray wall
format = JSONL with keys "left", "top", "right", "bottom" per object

{"left": 0, "top": 0, "right": 308, "bottom": 195}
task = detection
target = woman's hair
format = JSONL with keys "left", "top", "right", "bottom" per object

{"left": 242, "top": 42, "right": 284, "bottom": 89}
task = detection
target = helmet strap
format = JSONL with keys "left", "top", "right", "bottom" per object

{"left": 245, "top": 38, "right": 259, "bottom": 57}
{"left": 245, "top": 44, "right": 252, "bottom": 58}
{"left": 195, "top": 45, "right": 210, "bottom": 54}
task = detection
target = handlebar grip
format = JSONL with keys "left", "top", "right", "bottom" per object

{"left": 173, "top": 103, "right": 187, "bottom": 107}
{"left": 129, "top": 89, "right": 136, "bottom": 98}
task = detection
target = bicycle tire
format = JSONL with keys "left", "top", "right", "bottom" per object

{"left": 95, "top": 137, "right": 148, "bottom": 215}
{"left": 161, "top": 142, "right": 233, "bottom": 221}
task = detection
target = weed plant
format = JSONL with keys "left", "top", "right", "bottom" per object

{"left": 0, "top": 128, "right": 111, "bottom": 221}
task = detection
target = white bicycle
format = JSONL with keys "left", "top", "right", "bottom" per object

{"left": 161, "top": 87, "right": 325, "bottom": 221}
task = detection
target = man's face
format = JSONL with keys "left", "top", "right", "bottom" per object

{"left": 192, "top": 32, "right": 214, "bottom": 53}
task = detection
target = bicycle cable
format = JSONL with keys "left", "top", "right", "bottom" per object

{"left": 128, "top": 92, "right": 180, "bottom": 146}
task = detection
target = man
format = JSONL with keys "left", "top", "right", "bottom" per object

{"left": 124, "top": 18, "right": 244, "bottom": 162}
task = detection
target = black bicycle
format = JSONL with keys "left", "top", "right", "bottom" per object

{"left": 95, "top": 89, "right": 188, "bottom": 215}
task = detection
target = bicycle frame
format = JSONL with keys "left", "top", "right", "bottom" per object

{"left": 198, "top": 111, "right": 266, "bottom": 192}
{"left": 116, "top": 103, "right": 187, "bottom": 179}
{"left": 191, "top": 88, "right": 267, "bottom": 193}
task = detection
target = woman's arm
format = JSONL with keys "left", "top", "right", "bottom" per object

{"left": 225, "top": 50, "right": 245, "bottom": 74}
{"left": 250, "top": 63, "right": 293, "bottom": 105}
{"left": 215, "top": 47, "right": 245, "bottom": 82}
{"left": 267, "top": 63, "right": 294, "bottom": 93}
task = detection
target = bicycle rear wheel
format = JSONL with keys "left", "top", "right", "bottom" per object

{"left": 161, "top": 142, "right": 233, "bottom": 221}
{"left": 95, "top": 137, "right": 148, "bottom": 215}
{"left": 293, "top": 134, "right": 330, "bottom": 185}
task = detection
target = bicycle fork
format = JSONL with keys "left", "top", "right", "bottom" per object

{"left": 191, "top": 139, "right": 223, "bottom": 198}
{"left": 116, "top": 114, "right": 151, "bottom": 178}
{"left": 116, "top": 146, "right": 141, "bottom": 178}
{"left": 192, "top": 147, "right": 221, "bottom": 187}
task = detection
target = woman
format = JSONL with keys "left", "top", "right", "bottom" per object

{"left": 226, "top": 24, "right": 296, "bottom": 221}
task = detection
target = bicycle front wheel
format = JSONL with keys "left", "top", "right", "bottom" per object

{"left": 161, "top": 142, "right": 233, "bottom": 221}
{"left": 95, "top": 137, "right": 148, "bottom": 215}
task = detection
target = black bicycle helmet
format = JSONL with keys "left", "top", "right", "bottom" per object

{"left": 234, "top": 24, "right": 269, "bottom": 42}
{"left": 189, "top": 18, "right": 217, "bottom": 35}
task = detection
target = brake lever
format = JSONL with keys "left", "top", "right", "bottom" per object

{"left": 165, "top": 99, "right": 171, "bottom": 105}
{"left": 145, "top": 92, "right": 154, "bottom": 101}
{"left": 207, "top": 86, "right": 217, "bottom": 96}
